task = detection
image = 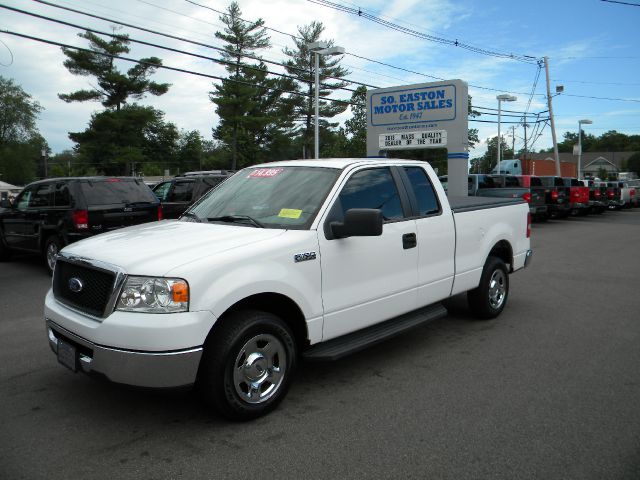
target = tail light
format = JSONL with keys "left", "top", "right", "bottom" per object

{"left": 526, "top": 212, "right": 531, "bottom": 238}
{"left": 551, "top": 190, "right": 558, "bottom": 201}
{"left": 572, "top": 190, "right": 580, "bottom": 199}
{"left": 594, "top": 190, "right": 601, "bottom": 199}
{"left": 157, "top": 205, "right": 163, "bottom": 220}
{"left": 72, "top": 209, "right": 89, "bottom": 230}
{"left": 608, "top": 190, "right": 614, "bottom": 199}
{"left": 522, "top": 192, "right": 531, "bottom": 203}
{"left": 631, "top": 189, "right": 636, "bottom": 197}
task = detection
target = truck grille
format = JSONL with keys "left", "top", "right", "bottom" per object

{"left": 53, "top": 259, "right": 117, "bottom": 318}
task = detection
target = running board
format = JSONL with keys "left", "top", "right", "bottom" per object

{"left": 303, "top": 303, "right": 447, "bottom": 362}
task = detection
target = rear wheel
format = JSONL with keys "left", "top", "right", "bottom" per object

{"left": 467, "top": 256, "right": 509, "bottom": 320}
{"left": 198, "top": 310, "right": 297, "bottom": 421}
{"left": 43, "top": 235, "right": 62, "bottom": 275}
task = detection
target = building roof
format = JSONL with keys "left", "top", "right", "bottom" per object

{"left": 0, "top": 180, "right": 22, "bottom": 191}
{"left": 528, "top": 151, "right": 637, "bottom": 167}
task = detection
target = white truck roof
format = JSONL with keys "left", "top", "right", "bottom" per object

{"left": 251, "top": 158, "right": 428, "bottom": 170}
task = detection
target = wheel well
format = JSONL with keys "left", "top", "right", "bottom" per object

{"left": 488, "top": 240, "right": 513, "bottom": 272}
{"left": 215, "top": 293, "right": 309, "bottom": 350}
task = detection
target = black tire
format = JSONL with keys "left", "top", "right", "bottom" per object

{"left": 43, "top": 235, "right": 62, "bottom": 275}
{"left": 0, "top": 239, "right": 11, "bottom": 261}
{"left": 467, "top": 256, "right": 509, "bottom": 320}
{"left": 198, "top": 310, "right": 297, "bottom": 421}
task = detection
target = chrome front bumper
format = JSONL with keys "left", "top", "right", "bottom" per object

{"left": 47, "top": 320, "right": 203, "bottom": 388}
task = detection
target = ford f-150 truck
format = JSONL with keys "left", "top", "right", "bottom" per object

{"left": 44, "top": 159, "right": 532, "bottom": 420}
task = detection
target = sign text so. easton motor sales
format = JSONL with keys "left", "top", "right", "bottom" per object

{"left": 369, "top": 83, "right": 457, "bottom": 150}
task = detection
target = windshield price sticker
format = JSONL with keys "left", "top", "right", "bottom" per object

{"left": 379, "top": 130, "right": 447, "bottom": 149}
{"left": 249, "top": 168, "right": 284, "bottom": 178}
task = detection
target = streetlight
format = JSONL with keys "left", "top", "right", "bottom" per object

{"left": 577, "top": 119, "right": 593, "bottom": 179}
{"left": 307, "top": 41, "right": 345, "bottom": 159}
{"left": 496, "top": 94, "right": 517, "bottom": 174}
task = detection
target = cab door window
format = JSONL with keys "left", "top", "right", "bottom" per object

{"left": 16, "top": 188, "right": 35, "bottom": 210}
{"left": 152, "top": 181, "right": 171, "bottom": 201}
{"left": 169, "top": 181, "right": 195, "bottom": 202}
{"left": 337, "top": 168, "right": 404, "bottom": 221}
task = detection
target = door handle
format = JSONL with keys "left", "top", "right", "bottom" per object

{"left": 402, "top": 233, "right": 417, "bottom": 249}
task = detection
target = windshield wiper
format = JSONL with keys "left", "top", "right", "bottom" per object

{"left": 208, "top": 215, "right": 264, "bottom": 228}
{"left": 180, "top": 212, "right": 202, "bottom": 223}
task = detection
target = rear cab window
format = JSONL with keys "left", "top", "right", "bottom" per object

{"left": 403, "top": 167, "right": 440, "bottom": 216}
{"left": 79, "top": 179, "right": 157, "bottom": 206}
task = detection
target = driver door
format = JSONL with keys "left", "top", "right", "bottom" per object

{"left": 318, "top": 166, "right": 418, "bottom": 341}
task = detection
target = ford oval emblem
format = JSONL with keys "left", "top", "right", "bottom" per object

{"left": 68, "top": 277, "right": 84, "bottom": 293}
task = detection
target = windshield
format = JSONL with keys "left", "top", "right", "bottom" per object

{"left": 188, "top": 166, "right": 340, "bottom": 229}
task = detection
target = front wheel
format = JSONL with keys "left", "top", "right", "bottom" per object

{"left": 198, "top": 310, "right": 297, "bottom": 421}
{"left": 467, "top": 256, "right": 509, "bottom": 320}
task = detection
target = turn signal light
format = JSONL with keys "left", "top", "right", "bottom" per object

{"left": 522, "top": 192, "right": 531, "bottom": 203}
{"left": 551, "top": 190, "right": 558, "bottom": 201}
{"left": 171, "top": 281, "right": 189, "bottom": 303}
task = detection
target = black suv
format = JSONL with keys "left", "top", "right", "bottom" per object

{"left": 152, "top": 170, "right": 233, "bottom": 219}
{"left": 0, "top": 177, "right": 161, "bottom": 273}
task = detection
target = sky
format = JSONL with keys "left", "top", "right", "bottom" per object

{"left": 0, "top": 0, "right": 639, "bottom": 158}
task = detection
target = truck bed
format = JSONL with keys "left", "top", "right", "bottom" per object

{"left": 448, "top": 196, "right": 525, "bottom": 213}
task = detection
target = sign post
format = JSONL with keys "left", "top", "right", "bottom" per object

{"left": 366, "top": 80, "right": 469, "bottom": 196}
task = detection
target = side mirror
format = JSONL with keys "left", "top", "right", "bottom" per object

{"left": 330, "top": 208, "right": 383, "bottom": 239}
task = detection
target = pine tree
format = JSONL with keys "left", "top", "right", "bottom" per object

{"left": 283, "top": 21, "right": 350, "bottom": 158}
{"left": 59, "top": 31, "right": 169, "bottom": 111}
{"left": 210, "top": 2, "right": 273, "bottom": 170}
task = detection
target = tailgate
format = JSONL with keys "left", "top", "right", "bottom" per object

{"left": 89, "top": 203, "right": 158, "bottom": 231}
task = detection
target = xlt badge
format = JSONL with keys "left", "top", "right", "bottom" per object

{"left": 294, "top": 252, "right": 316, "bottom": 263}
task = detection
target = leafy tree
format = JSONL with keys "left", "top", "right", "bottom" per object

{"left": 342, "top": 86, "right": 367, "bottom": 157}
{"left": 177, "top": 130, "right": 205, "bottom": 172}
{"left": 0, "top": 76, "right": 43, "bottom": 146}
{"left": 469, "top": 136, "right": 512, "bottom": 174}
{"left": 59, "top": 31, "right": 170, "bottom": 111}
{"left": 0, "top": 135, "right": 47, "bottom": 185}
{"left": 69, "top": 105, "right": 178, "bottom": 175}
{"left": 626, "top": 152, "right": 640, "bottom": 175}
{"left": 283, "top": 21, "right": 350, "bottom": 158}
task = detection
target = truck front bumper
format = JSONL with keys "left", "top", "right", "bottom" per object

{"left": 47, "top": 319, "right": 203, "bottom": 388}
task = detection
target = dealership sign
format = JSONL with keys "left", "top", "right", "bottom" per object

{"left": 366, "top": 79, "right": 469, "bottom": 196}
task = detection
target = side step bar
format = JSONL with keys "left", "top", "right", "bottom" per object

{"left": 303, "top": 303, "right": 447, "bottom": 362}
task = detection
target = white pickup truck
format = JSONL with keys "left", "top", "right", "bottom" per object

{"left": 45, "top": 159, "right": 532, "bottom": 420}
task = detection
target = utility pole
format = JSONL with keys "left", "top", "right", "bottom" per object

{"left": 523, "top": 123, "right": 528, "bottom": 159}
{"left": 511, "top": 125, "right": 516, "bottom": 157}
{"left": 544, "top": 56, "right": 561, "bottom": 176}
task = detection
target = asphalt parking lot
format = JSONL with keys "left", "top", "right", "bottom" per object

{"left": 1, "top": 210, "right": 640, "bottom": 480}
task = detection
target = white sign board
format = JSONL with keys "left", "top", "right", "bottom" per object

{"left": 379, "top": 130, "right": 447, "bottom": 149}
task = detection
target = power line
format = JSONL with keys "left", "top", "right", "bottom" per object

{"left": 306, "top": 0, "right": 540, "bottom": 64}
{"left": 0, "top": 4, "right": 361, "bottom": 94}
{"left": 0, "top": 29, "right": 359, "bottom": 107}
{"left": 553, "top": 79, "right": 640, "bottom": 86}
{"left": 600, "top": 0, "right": 640, "bottom": 6}
{"left": 30, "top": 0, "right": 374, "bottom": 90}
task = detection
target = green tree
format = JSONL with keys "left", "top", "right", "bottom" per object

{"left": 283, "top": 21, "right": 350, "bottom": 158}
{"left": 342, "top": 86, "right": 367, "bottom": 157}
{"left": 469, "top": 136, "right": 512, "bottom": 174}
{"left": 69, "top": 105, "right": 178, "bottom": 176}
{"left": 59, "top": 31, "right": 170, "bottom": 111}
{"left": 210, "top": 2, "right": 276, "bottom": 170}
{"left": 0, "top": 76, "right": 43, "bottom": 146}
{"left": 626, "top": 152, "right": 640, "bottom": 176}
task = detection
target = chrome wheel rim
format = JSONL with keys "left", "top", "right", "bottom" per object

{"left": 233, "top": 333, "right": 286, "bottom": 404}
{"left": 46, "top": 242, "right": 58, "bottom": 271}
{"left": 488, "top": 269, "right": 506, "bottom": 309}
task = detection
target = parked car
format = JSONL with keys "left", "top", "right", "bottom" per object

{"left": 45, "top": 159, "right": 531, "bottom": 420}
{"left": 559, "top": 178, "right": 590, "bottom": 216}
{"left": 579, "top": 179, "right": 607, "bottom": 214}
{"left": 537, "top": 176, "right": 572, "bottom": 218}
{"left": 152, "top": 170, "right": 233, "bottom": 219}
{"left": 0, "top": 177, "right": 161, "bottom": 273}
{"left": 500, "top": 175, "right": 548, "bottom": 221}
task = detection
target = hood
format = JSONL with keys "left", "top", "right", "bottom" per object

{"left": 60, "top": 220, "right": 286, "bottom": 276}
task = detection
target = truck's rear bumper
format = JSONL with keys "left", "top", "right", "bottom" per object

{"left": 46, "top": 319, "right": 202, "bottom": 388}
{"left": 513, "top": 249, "right": 533, "bottom": 272}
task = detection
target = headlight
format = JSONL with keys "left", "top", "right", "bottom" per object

{"left": 116, "top": 276, "right": 189, "bottom": 313}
